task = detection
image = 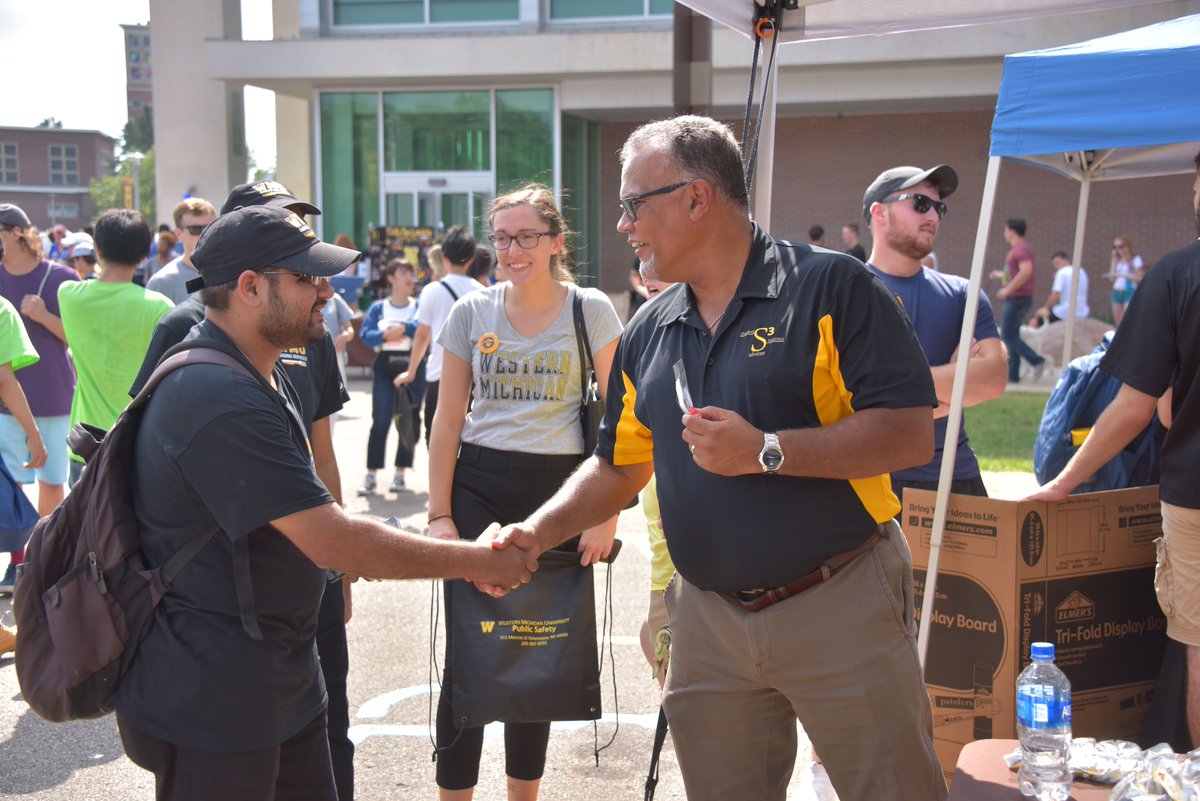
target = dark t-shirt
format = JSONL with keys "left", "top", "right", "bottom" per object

{"left": 1101, "top": 238, "right": 1200, "bottom": 509}
{"left": 115, "top": 321, "right": 335, "bottom": 750}
{"left": 130, "top": 296, "right": 349, "bottom": 430}
{"left": 1004, "top": 242, "right": 1036, "bottom": 298}
{"left": 597, "top": 226, "right": 936, "bottom": 592}
{"left": 867, "top": 265, "right": 1000, "bottom": 482}
{"left": 845, "top": 243, "right": 866, "bottom": 262}
{"left": 0, "top": 260, "right": 80, "bottom": 416}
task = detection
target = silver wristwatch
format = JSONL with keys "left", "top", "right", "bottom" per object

{"left": 757, "top": 432, "right": 784, "bottom": 474}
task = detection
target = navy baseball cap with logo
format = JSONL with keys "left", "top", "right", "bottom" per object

{"left": 186, "top": 206, "right": 359, "bottom": 292}
{"left": 862, "top": 164, "right": 958, "bottom": 222}
{"left": 220, "top": 180, "right": 321, "bottom": 216}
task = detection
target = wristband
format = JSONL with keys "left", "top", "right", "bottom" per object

{"left": 427, "top": 514, "right": 452, "bottom": 524}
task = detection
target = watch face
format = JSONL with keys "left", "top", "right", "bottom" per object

{"left": 762, "top": 447, "right": 784, "bottom": 471}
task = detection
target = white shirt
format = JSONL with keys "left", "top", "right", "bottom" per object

{"left": 415, "top": 273, "right": 486, "bottom": 381}
{"left": 1051, "top": 264, "right": 1089, "bottom": 320}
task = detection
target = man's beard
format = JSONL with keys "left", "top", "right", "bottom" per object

{"left": 258, "top": 292, "right": 326, "bottom": 349}
{"left": 885, "top": 227, "right": 934, "bottom": 261}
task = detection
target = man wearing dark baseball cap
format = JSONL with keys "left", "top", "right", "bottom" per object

{"left": 0, "top": 203, "right": 32, "bottom": 230}
{"left": 220, "top": 180, "right": 321, "bottom": 217}
{"left": 132, "top": 200, "right": 356, "bottom": 799}
{"left": 114, "top": 202, "right": 539, "bottom": 801}
{"left": 862, "top": 164, "right": 1006, "bottom": 502}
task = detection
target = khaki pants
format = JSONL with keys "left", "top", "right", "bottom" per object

{"left": 1158, "top": 502, "right": 1200, "bottom": 646}
{"left": 662, "top": 520, "right": 946, "bottom": 801}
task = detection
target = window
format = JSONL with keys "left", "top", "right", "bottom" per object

{"left": 131, "top": 99, "right": 143, "bottom": 110}
{"left": 130, "top": 51, "right": 140, "bottom": 63}
{"left": 320, "top": 93, "right": 380, "bottom": 249}
{"left": 383, "top": 91, "right": 490, "bottom": 172}
{"left": 495, "top": 89, "right": 554, "bottom": 192}
{"left": 333, "top": 0, "right": 516, "bottom": 25}
{"left": 1, "top": 143, "right": 17, "bottom": 184}
{"left": 131, "top": 67, "right": 142, "bottom": 80}
{"left": 143, "top": 35, "right": 150, "bottom": 46}
{"left": 128, "top": 34, "right": 139, "bottom": 47}
{"left": 48, "top": 202, "right": 78, "bottom": 220}
{"left": 49, "top": 144, "right": 79, "bottom": 186}
{"left": 551, "top": 0, "right": 671, "bottom": 18}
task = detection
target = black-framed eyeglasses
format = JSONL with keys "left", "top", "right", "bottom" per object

{"left": 619, "top": 180, "right": 695, "bottom": 222}
{"left": 182, "top": 224, "right": 210, "bottom": 236}
{"left": 487, "top": 231, "right": 554, "bottom": 251}
{"left": 878, "top": 193, "right": 948, "bottom": 219}
{"left": 259, "top": 269, "right": 324, "bottom": 287}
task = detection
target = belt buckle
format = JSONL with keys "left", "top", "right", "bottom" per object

{"left": 733, "top": 587, "right": 768, "bottom": 603}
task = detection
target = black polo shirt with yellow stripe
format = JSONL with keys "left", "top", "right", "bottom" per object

{"left": 596, "top": 224, "right": 936, "bottom": 593}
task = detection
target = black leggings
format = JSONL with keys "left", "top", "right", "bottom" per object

{"left": 435, "top": 443, "right": 582, "bottom": 790}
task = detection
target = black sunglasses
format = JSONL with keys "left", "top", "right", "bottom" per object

{"left": 879, "top": 193, "right": 948, "bottom": 219}
{"left": 619, "top": 180, "right": 695, "bottom": 222}
{"left": 182, "top": 224, "right": 209, "bottom": 236}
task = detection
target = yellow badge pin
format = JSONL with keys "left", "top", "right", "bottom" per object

{"left": 478, "top": 332, "right": 500, "bottom": 354}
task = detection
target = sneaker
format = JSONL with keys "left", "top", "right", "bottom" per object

{"left": 356, "top": 473, "right": 377, "bottom": 496}
{"left": 0, "top": 562, "right": 16, "bottom": 595}
{"left": 0, "top": 625, "right": 14, "bottom": 657}
{"left": 1031, "top": 360, "right": 1047, "bottom": 382}
{"left": 389, "top": 474, "right": 406, "bottom": 493}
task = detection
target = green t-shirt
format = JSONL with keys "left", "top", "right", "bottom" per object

{"left": 58, "top": 281, "right": 174, "bottom": 454}
{"left": 0, "top": 295, "right": 39, "bottom": 373}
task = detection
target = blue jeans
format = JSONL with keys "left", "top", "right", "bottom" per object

{"left": 367, "top": 353, "right": 426, "bottom": 470}
{"left": 1000, "top": 295, "right": 1044, "bottom": 382}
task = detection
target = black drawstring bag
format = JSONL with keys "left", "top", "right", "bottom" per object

{"left": 447, "top": 549, "right": 600, "bottom": 727}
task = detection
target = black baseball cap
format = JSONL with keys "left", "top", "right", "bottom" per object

{"left": 220, "top": 180, "right": 321, "bottom": 216}
{"left": 186, "top": 206, "right": 360, "bottom": 292}
{"left": 862, "top": 165, "right": 958, "bottom": 222}
{"left": 0, "top": 203, "right": 32, "bottom": 229}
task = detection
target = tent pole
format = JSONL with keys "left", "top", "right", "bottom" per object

{"left": 751, "top": 50, "right": 779, "bottom": 232}
{"left": 1063, "top": 174, "right": 1091, "bottom": 368}
{"left": 918, "top": 154, "right": 1003, "bottom": 670}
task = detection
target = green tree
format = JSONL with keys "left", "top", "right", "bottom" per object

{"left": 122, "top": 110, "right": 154, "bottom": 153}
{"left": 88, "top": 148, "right": 156, "bottom": 224}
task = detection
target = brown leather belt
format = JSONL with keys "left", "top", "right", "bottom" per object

{"left": 732, "top": 523, "right": 889, "bottom": 613}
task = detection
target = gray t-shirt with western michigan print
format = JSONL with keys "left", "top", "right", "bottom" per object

{"left": 438, "top": 282, "right": 622, "bottom": 455}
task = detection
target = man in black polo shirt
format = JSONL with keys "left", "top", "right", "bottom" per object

{"left": 1032, "top": 148, "right": 1200, "bottom": 748}
{"left": 115, "top": 206, "right": 537, "bottom": 801}
{"left": 486, "top": 116, "right": 945, "bottom": 801}
{"left": 129, "top": 182, "right": 359, "bottom": 801}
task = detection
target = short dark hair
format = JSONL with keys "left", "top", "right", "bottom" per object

{"left": 1006, "top": 218, "right": 1027, "bottom": 237}
{"left": 808, "top": 225, "right": 824, "bottom": 242}
{"left": 200, "top": 279, "right": 238, "bottom": 311}
{"left": 93, "top": 208, "right": 152, "bottom": 266}
{"left": 441, "top": 225, "right": 477, "bottom": 267}
{"left": 72, "top": 252, "right": 97, "bottom": 267}
{"left": 384, "top": 258, "right": 413, "bottom": 278}
{"left": 1051, "top": 250, "right": 1069, "bottom": 261}
{"left": 843, "top": 223, "right": 860, "bottom": 235}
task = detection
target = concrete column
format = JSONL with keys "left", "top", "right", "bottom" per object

{"left": 150, "top": 0, "right": 246, "bottom": 224}
{"left": 274, "top": 0, "right": 314, "bottom": 208}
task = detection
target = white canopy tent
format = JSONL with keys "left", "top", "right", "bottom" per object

{"left": 672, "top": 1, "right": 1198, "bottom": 669}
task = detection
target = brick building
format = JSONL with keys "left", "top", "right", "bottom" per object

{"left": 0, "top": 126, "right": 116, "bottom": 231}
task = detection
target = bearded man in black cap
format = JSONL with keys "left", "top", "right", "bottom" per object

{"left": 114, "top": 206, "right": 538, "bottom": 801}
{"left": 862, "top": 164, "right": 1007, "bottom": 499}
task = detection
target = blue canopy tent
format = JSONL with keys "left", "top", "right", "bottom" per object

{"left": 917, "top": 14, "right": 1200, "bottom": 659}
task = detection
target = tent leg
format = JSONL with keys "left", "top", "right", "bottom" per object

{"left": 1064, "top": 175, "right": 1091, "bottom": 368}
{"left": 918, "top": 154, "right": 1003, "bottom": 671}
{"left": 751, "top": 51, "right": 779, "bottom": 231}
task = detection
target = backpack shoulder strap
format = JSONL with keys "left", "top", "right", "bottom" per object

{"left": 571, "top": 286, "right": 594, "bottom": 371}
{"left": 441, "top": 280, "right": 460, "bottom": 301}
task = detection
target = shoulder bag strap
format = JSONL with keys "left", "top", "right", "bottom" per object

{"left": 571, "top": 287, "right": 595, "bottom": 393}
{"left": 35, "top": 261, "right": 53, "bottom": 298}
{"left": 441, "top": 280, "right": 460, "bottom": 302}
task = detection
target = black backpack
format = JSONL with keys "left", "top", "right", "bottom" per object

{"left": 13, "top": 342, "right": 258, "bottom": 722}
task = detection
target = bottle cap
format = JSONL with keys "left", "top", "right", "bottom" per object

{"left": 1031, "top": 642, "right": 1055, "bottom": 661}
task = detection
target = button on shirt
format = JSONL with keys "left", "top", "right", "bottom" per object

{"left": 595, "top": 225, "right": 936, "bottom": 592}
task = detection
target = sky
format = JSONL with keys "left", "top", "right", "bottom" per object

{"left": 0, "top": 0, "right": 277, "bottom": 172}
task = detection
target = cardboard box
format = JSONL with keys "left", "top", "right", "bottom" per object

{"left": 903, "top": 485, "right": 1168, "bottom": 777}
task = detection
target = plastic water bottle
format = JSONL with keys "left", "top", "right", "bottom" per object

{"left": 1016, "top": 642, "right": 1072, "bottom": 800}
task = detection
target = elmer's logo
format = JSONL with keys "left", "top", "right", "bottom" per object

{"left": 1055, "top": 591, "right": 1095, "bottom": 624}
{"left": 480, "top": 621, "right": 496, "bottom": 634}
{"left": 252, "top": 180, "right": 290, "bottom": 198}
{"left": 740, "top": 326, "right": 785, "bottom": 357}
{"left": 284, "top": 212, "right": 316, "bottom": 239}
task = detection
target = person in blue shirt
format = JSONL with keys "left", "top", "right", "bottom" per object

{"left": 862, "top": 164, "right": 1008, "bottom": 498}
{"left": 357, "top": 258, "right": 424, "bottom": 495}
